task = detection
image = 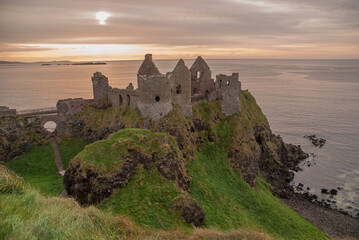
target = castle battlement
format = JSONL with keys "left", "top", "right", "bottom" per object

{"left": 92, "top": 54, "right": 241, "bottom": 120}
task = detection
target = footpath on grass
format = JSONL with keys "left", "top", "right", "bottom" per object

{"left": 49, "top": 137, "right": 65, "bottom": 176}
{"left": 49, "top": 136, "right": 68, "bottom": 198}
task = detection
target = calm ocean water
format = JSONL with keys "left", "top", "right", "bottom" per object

{"left": 1, "top": 59, "right": 358, "bottom": 217}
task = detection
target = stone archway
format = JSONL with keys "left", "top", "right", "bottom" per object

{"left": 39, "top": 114, "right": 65, "bottom": 132}
{"left": 44, "top": 121, "right": 57, "bottom": 132}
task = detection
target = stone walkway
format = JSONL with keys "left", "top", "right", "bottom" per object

{"left": 49, "top": 137, "right": 68, "bottom": 198}
{"left": 49, "top": 137, "right": 65, "bottom": 175}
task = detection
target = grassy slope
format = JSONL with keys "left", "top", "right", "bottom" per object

{"left": 4, "top": 138, "right": 87, "bottom": 196}
{"left": 189, "top": 144, "right": 325, "bottom": 239}
{"left": 0, "top": 165, "right": 274, "bottom": 240}
{"left": 188, "top": 93, "right": 326, "bottom": 239}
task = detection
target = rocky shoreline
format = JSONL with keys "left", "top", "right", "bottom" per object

{"left": 282, "top": 193, "right": 359, "bottom": 238}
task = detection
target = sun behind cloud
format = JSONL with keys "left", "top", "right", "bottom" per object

{"left": 95, "top": 11, "right": 111, "bottom": 25}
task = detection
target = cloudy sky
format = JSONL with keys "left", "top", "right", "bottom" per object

{"left": 0, "top": 0, "right": 358, "bottom": 61}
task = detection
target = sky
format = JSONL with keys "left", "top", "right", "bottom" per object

{"left": 0, "top": 0, "right": 358, "bottom": 61}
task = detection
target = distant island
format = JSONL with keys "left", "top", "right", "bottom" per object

{"left": 0, "top": 60, "right": 106, "bottom": 65}
{"left": 42, "top": 62, "right": 107, "bottom": 66}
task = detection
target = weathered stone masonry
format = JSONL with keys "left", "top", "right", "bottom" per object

{"left": 92, "top": 54, "right": 242, "bottom": 120}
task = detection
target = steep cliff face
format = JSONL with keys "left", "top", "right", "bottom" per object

{"left": 64, "top": 92, "right": 307, "bottom": 200}
{"left": 63, "top": 91, "right": 309, "bottom": 231}
{"left": 150, "top": 92, "right": 307, "bottom": 197}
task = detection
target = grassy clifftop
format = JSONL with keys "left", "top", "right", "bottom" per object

{"left": 61, "top": 92, "right": 325, "bottom": 239}
{"left": 1, "top": 91, "right": 327, "bottom": 239}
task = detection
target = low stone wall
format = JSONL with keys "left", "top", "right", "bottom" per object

{"left": 57, "top": 98, "right": 94, "bottom": 116}
{"left": 0, "top": 106, "right": 16, "bottom": 117}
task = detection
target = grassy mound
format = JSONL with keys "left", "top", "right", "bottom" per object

{"left": 4, "top": 138, "right": 87, "bottom": 196}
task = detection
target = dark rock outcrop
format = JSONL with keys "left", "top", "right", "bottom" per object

{"left": 0, "top": 116, "right": 47, "bottom": 162}
{"left": 304, "top": 134, "right": 326, "bottom": 148}
{"left": 171, "top": 193, "right": 205, "bottom": 227}
{"left": 64, "top": 131, "right": 190, "bottom": 205}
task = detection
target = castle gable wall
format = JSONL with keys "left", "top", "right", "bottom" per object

{"left": 171, "top": 59, "right": 192, "bottom": 116}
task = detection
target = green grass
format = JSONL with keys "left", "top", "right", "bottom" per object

{"left": 98, "top": 167, "right": 191, "bottom": 230}
{"left": 4, "top": 138, "right": 88, "bottom": 196}
{"left": 75, "top": 129, "right": 169, "bottom": 173}
{"left": 1, "top": 165, "right": 275, "bottom": 240}
{"left": 188, "top": 144, "right": 327, "bottom": 240}
{"left": 73, "top": 104, "right": 144, "bottom": 132}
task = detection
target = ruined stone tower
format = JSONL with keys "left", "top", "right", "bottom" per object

{"left": 190, "top": 56, "right": 215, "bottom": 99}
{"left": 92, "top": 72, "right": 109, "bottom": 100}
{"left": 136, "top": 54, "right": 173, "bottom": 120}
{"left": 216, "top": 73, "right": 242, "bottom": 116}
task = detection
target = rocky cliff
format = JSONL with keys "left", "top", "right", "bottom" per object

{"left": 63, "top": 91, "right": 308, "bottom": 228}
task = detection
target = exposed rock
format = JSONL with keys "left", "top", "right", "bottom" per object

{"left": 171, "top": 193, "right": 205, "bottom": 227}
{"left": 304, "top": 134, "right": 326, "bottom": 148}
{"left": 64, "top": 130, "right": 190, "bottom": 205}
{"left": 321, "top": 189, "right": 328, "bottom": 194}
{"left": 330, "top": 189, "right": 338, "bottom": 195}
{"left": 0, "top": 116, "right": 47, "bottom": 162}
{"left": 192, "top": 118, "right": 209, "bottom": 131}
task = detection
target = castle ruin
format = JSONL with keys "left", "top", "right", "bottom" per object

{"left": 92, "top": 54, "right": 242, "bottom": 120}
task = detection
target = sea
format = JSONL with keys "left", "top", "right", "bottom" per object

{"left": 1, "top": 59, "right": 358, "bottom": 217}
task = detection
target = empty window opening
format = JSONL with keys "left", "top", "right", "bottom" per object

{"left": 155, "top": 96, "right": 160, "bottom": 102}
{"left": 205, "top": 90, "right": 209, "bottom": 96}
{"left": 176, "top": 84, "right": 182, "bottom": 94}
{"left": 119, "top": 95, "right": 123, "bottom": 105}
{"left": 127, "top": 95, "right": 130, "bottom": 105}
{"left": 196, "top": 71, "right": 201, "bottom": 79}
{"left": 193, "top": 88, "right": 198, "bottom": 94}
{"left": 219, "top": 80, "right": 222, "bottom": 88}
{"left": 226, "top": 80, "right": 230, "bottom": 86}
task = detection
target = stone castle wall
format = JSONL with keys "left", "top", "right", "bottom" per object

{"left": 216, "top": 73, "right": 242, "bottom": 116}
{"left": 92, "top": 72, "right": 109, "bottom": 100}
{"left": 92, "top": 54, "right": 242, "bottom": 120}
{"left": 0, "top": 106, "right": 16, "bottom": 117}
{"left": 57, "top": 98, "right": 94, "bottom": 116}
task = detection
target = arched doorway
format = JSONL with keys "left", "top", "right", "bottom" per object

{"left": 119, "top": 95, "right": 123, "bottom": 106}
{"left": 44, "top": 121, "right": 57, "bottom": 132}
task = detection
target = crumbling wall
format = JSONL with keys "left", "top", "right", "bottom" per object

{"left": 190, "top": 56, "right": 215, "bottom": 98}
{"left": 216, "top": 73, "right": 241, "bottom": 116}
{"left": 57, "top": 98, "right": 94, "bottom": 116}
{"left": 137, "top": 75, "right": 172, "bottom": 121}
{"left": 92, "top": 72, "right": 109, "bottom": 100}
{"left": 109, "top": 87, "right": 139, "bottom": 109}
{"left": 0, "top": 106, "right": 16, "bottom": 117}
{"left": 170, "top": 59, "right": 192, "bottom": 116}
